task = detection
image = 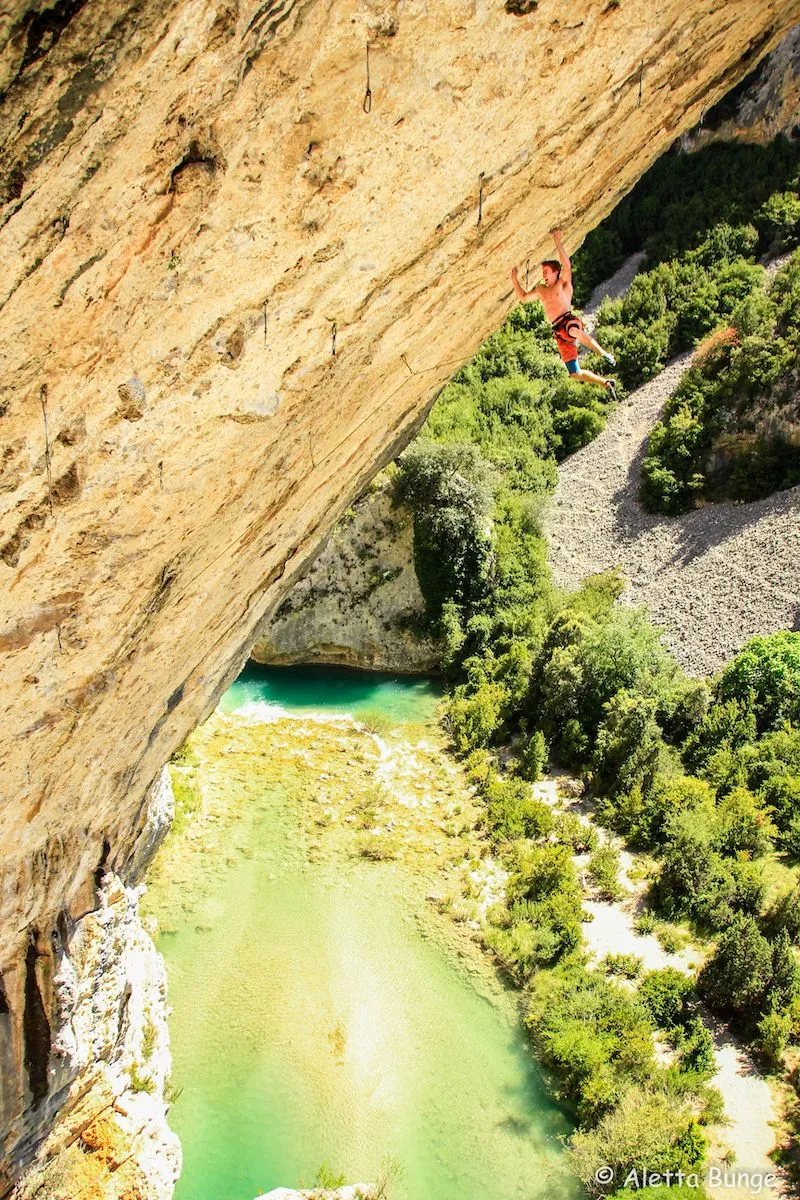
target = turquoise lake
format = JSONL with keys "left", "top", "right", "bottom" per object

{"left": 154, "top": 665, "right": 578, "bottom": 1200}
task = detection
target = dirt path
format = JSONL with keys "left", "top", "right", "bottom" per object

{"left": 534, "top": 776, "right": 784, "bottom": 1199}
{"left": 547, "top": 256, "right": 800, "bottom": 678}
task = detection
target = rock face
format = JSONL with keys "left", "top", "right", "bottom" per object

{"left": 2, "top": 0, "right": 800, "bottom": 1187}
{"left": 252, "top": 480, "right": 440, "bottom": 672}
{"left": 682, "top": 23, "right": 800, "bottom": 148}
{"left": 3, "top": 774, "right": 179, "bottom": 1200}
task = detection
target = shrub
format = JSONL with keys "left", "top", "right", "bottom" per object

{"left": 569, "top": 1086, "right": 706, "bottom": 1194}
{"left": 519, "top": 729, "right": 547, "bottom": 781}
{"left": 638, "top": 968, "right": 693, "bottom": 1029}
{"left": 634, "top": 775, "right": 715, "bottom": 848}
{"left": 716, "top": 632, "right": 800, "bottom": 734}
{"left": 445, "top": 680, "right": 508, "bottom": 754}
{"left": 592, "top": 691, "right": 665, "bottom": 807}
{"left": 588, "top": 844, "right": 624, "bottom": 901}
{"left": 757, "top": 1009, "right": 792, "bottom": 1070}
{"left": 507, "top": 842, "right": 578, "bottom": 904}
{"left": 712, "top": 786, "right": 775, "bottom": 856}
{"left": 555, "top": 811, "right": 598, "bottom": 853}
{"left": 656, "top": 805, "right": 717, "bottom": 915}
{"left": 634, "top": 910, "right": 657, "bottom": 936}
{"left": 394, "top": 441, "right": 494, "bottom": 615}
{"left": 526, "top": 964, "right": 656, "bottom": 1123}
{"left": 485, "top": 774, "right": 554, "bottom": 841}
{"left": 766, "top": 888, "right": 800, "bottom": 944}
{"left": 602, "top": 953, "right": 644, "bottom": 979}
{"left": 674, "top": 1016, "right": 715, "bottom": 1076}
{"left": 757, "top": 190, "right": 800, "bottom": 250}
{"left": 698, "top": 915, "right": 773, "bottom": 1016}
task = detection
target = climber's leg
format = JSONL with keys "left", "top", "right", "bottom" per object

{"left": 575, "top": 326, "right": 615, "bottom": 365}
{"left": 565, "top": 358, "right": 617, "bottom": 399}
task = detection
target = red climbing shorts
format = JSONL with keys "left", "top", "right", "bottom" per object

{"left": 551, "top": 311, "right": 584, "bottom": 369}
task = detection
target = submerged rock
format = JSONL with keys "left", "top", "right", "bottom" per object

{"left": 256, "top": 1189, "right": 376, "bottom": 1199}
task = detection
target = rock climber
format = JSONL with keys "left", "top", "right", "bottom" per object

{"left": 511, "top": 228, "right": 618, "bottom": 400}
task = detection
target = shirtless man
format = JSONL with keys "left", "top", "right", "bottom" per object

{"left": 511, "top": 229, "right": 617, "bottom": 399}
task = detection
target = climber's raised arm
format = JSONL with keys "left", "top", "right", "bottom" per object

{"left": 510, "top": 265, "right": 540, "bottom": 302}
{"left": 550, "top": 228, "right": 572, "bottom": 286}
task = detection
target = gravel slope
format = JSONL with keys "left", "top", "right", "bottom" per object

{"left": 546, "top": 257, "right": 800, "bottom": 677}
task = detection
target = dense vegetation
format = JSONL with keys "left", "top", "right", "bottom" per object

{"left": 392, "top": 136, "right": 800, "bottom": 1194}
{"left": 640, "top": 253, "right": 800, "bottom": 512}
{"left": 573, "top": 138, "right": 800, "bottom": 303}
{"left": 572, "top": 137, "right": 800, "bottom": 511}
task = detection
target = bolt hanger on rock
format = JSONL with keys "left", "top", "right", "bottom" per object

{"left": 363, "top": 43, "right": 372, "bottom": 113}
{"left": 40, "top": 383, "right": 53, "bottom": 514}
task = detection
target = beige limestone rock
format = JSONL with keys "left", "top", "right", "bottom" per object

{"left": 251, "top": 479, "right": 440, "bottom": 672}
{"left": 8, "top": 865, "right": 181, "bottom": 1200}
{"left": 2, "top": 0, "right": 800, "bottom": 1184}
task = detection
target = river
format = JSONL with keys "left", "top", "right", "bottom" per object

{"left": 146, "top": 664, "right": 578, "bottom": 1200}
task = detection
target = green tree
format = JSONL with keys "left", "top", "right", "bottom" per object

{"left": 716, "top": 632, "right": 800, "bottom": 733}
{"left": 638, "top": 968, "right": 693, "bottom": 1029}
{"left": 698, "top": 915, "right": 773, "bottom": 1016}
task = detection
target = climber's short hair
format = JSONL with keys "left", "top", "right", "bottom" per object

{"left": 542, "top": 259, "right": 562, "bottom": 277}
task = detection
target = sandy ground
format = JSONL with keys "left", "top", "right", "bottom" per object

{"left": 534, "top": 775, "right": 785, "bottom": 1199}
{"left": 546, "top": 255, "right": 800, "bottom": 678}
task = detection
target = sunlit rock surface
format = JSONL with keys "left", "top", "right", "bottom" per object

{"left": 9, "top": 859, "right": 181, "bottom": 1200}
{"left": 2, "top": 0, "right": 800, "bottom": 1188}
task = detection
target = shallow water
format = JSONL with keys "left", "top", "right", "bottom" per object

{"left": 156, "top": 668, "right": 577, "bottom": 1200}
{"left": 219, "top": 662, "right": 442, "bottom": 725}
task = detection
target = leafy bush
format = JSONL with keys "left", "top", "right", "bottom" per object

{"left": 639, "top": 251, "right": 800, "bottom": 513}
{"left": 485, "top": 774, "right": 554, "bottom": 841}
{"left": 698, "top": 916, "right": 775, "bottom": 1018}
{"left": 568, "top": 1086, "right": 706, "bottom": 1194}
{"left": 588, "top": 844, "right": 624, "bottom": 901}
{"left": 602, "top": 953, "right": 644, "bottom": 980}
{"left": 519, "top": 729, "right": 547, "bottom": 781}
{"left": 526, "top": 964, "right": 657, "bottom": 1123}
{"left": 554, "top": 811, "right": 598, "bottom": 854}
{"left": 638, "top": 968, "right": 693, "bottom": 1029}
{"left": 394, "top": 441, "right": 494, "bottom": 615}
{"left": 716, "top": 632, "right": 800, "bottom": 734}
{"left": 757, "top": 1009, "right": 793, "bottom": 1070}
{"left": 673, "top": 1016, "right": 715, "bottom": 1076}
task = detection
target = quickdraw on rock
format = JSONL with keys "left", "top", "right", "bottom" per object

{"left": 363, "top": 44, "right": 372, "bottom": 113}
{"left": 40, "top": 383, "right": 53, "bottom": 514}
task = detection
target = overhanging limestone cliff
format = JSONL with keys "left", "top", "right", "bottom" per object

{"left": 2, "top": 0, "right": 800, "bottom": 1184}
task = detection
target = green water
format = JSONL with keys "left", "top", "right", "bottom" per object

{"left": 158, "top": 668, "right": 577, "bottom": 1200}
{"left": 220, "top": 662, "right": 443, "bottom": 725}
